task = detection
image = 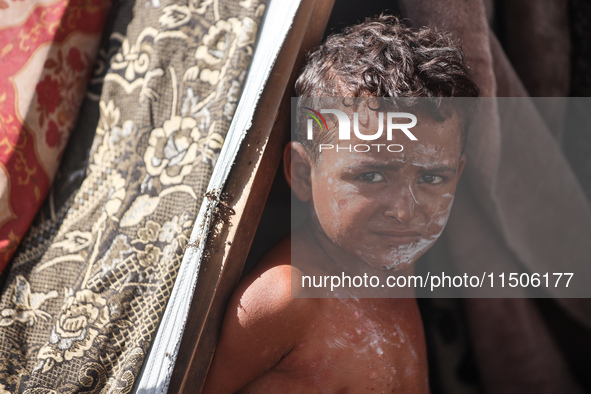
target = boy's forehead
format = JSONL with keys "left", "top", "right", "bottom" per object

{"left": 355, "top": 107, "right": 461, "bottom": 136}
{"left": 325, "top": 146, "right": 459, "bottom": 170}
{"left": 321, "top": 111, "right": 463, "bottom": 166}
{"left": 321, "top": 104, "right": 462, "bottom": 138}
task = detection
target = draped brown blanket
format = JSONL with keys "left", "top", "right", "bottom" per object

{"left": 401, "top": 0, "right": 591, "bottom": 393}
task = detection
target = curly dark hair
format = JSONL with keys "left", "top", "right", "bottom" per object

{"left": 294, "top": 14, "right": 479, "bottom": 155}
{"left": 296, "top": 14, "right": 478, "bottom": 98}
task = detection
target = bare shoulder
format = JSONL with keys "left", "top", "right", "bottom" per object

{"left": 237, "top": 236, "right": 313, "bottom": 327}
{"left": 202, "top": 236, "right": 317, "bottom": 393}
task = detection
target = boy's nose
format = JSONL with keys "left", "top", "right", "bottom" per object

{"left": 383, "top": 186, "right": 416, "bottom": 224}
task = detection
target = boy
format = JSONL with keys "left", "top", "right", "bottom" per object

{"left": 203, "top": 15, "right": 478, "bottom": 393}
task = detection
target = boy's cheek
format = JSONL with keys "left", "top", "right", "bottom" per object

{"left": 315, "top": 198, "right": 369, "bottom": 236}
{"left": 424, "top": 196, "right": 455, "bottom": 236}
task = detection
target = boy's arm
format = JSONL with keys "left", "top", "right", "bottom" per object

{"left": 202, "top": 261, "right": 311, "bottom": 394}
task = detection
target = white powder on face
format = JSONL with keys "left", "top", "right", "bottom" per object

{"left": 383, "top": 237, "right": 437, "bottom": 270}
{"left": 379, "top": 195, "right": 455, "bottom": 270}
{"left": 410, "top": 160, "right": 440, "bottom": 168}
{"left": 408, "top": 185, "right": 419, "bottom": 205}
{"left": 330, "top": 199, "right": 340, "bottom": 221}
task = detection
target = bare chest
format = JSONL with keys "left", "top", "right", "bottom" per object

{"left": 240, "top": 299, "right": 429, "bottom": 394}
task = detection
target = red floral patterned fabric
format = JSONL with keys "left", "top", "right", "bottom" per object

{"left": 0, "top": 0, "right": 111, "bottom": 271}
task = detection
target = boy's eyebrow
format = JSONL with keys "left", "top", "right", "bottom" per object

{"left": 346, "top": 162, "right": 457, "bottom": 174}
{"left": 344, "top": 163, "right": 395, "bottom": 172}
{"left": 417, "top": 165, "right": 457, "bottom": 174}
{"left": 345, "top": 161, "right": 405, "bottom": 170}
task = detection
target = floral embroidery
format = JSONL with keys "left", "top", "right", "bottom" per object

{"left": 94, "top": 100, "right": 136, "bottom": 166}
{"left": 144, "top": 116, "right": 203, "bottom": 185}
{"left": 120, "top": 195, "right": 160, "bottom": 228}
{"left": 197, "top": 19, "right": 237, "bottom": 66}
{"left": 137, "top": 221, "right": 160, "bottom": 243}
{"left": 201, "top": 131, "right": 224, "bottom": 166}
{"left": 97, "top": 100, "right": 121, "bottom": 135}
{"left": 37, "top": 290, "right": 110, "bottom": 372}
{"left": 159, "top": 5, "right": 191, "bottom": 29}
{"left": 133, "top": 215, "right": 186, "bottom": 267}
{"left": 103, "top": 173, "right": 127, "bottom": 221}
{"left": 137, "top": 245, "right": 161, "bottom": 267}
{"left": 194, "top": 17, "right": 258, "bottom": 85}
{"left": 0, "top": 276, "right": 57, "bottom": 327}
{"left": 159, "top": 216, "right": 181, "bottom": 243}
{"left": 51, "top": 231, "right": 93, "bottom": 253}
{"left": 111, "top": 30, "right": 156, "bottom": 81}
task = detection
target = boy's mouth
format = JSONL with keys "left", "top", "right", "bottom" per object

{"left": 370, "top": 230, "right": 421, "bottom": 245}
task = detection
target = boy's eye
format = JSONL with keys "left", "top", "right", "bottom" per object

{"left": 357, "top": 172, "right": 385, "bottom": 182}
{"left": 420, "top": 174, "right": 444, "bottom": 184}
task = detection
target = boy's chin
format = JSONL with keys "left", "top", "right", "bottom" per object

{"left": 360, "top": 256, "right": 416, "bottom": 272}
{"left": 357, "top": 241, "right": 435, "bottom": 272}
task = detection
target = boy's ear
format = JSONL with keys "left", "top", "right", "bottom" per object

{"left": 283, "top": 142, "right": 312, "bottom": 202}
{"left": 458, "top": 154, "right": 466, "bottom": 179}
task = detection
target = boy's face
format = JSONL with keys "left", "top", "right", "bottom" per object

{"left": 299, "top": 109, "right": 465, "bottom": 271}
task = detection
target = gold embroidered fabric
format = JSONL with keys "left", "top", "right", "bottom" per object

{"left": 0, "top": 0, "right": 267, "bottom": 391}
